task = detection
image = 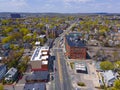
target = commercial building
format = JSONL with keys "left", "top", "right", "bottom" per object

{"left": 26, "top": 71, "right": 49, "bottom": 83}
{"left": 0, "top": 64, "right": 7, "bottom": 80}
{"left": 10, "top": 14, "right": 21, "bottom": 18}
{"left": 65, "top": 33, "right": 86, "bottom": 59}
{"left": 24, "top": 83, "right": 46, "bottom": 90}
{"left": 75, "top": 62, "right": 87, "bottom": 73}
{"left": 30, "top": 46, "right": 49, "bottom": 71}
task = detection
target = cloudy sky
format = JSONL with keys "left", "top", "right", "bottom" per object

{"left": 0, "top": 0, "right": 120, "bottom": 13}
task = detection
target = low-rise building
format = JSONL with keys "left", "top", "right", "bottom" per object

{"left": 24, "top": 83, "right": 46, "bottom": 90}
{"left": 75, "top": 62, "right": 87, "bottom": 73}
{"left": 30, "top": 46, "right": 49, "bottom": 71}
{"left": 5, "top": 67, "right": 18, "bottom": 83}
{"left": 103, "top": 70, "right": 117, "bottom": 86}
{"left": 26, "top": 71, "right": 49, "bottom": 83}
{"left": 0, "top": 64, "right": 7, "bottom": 81}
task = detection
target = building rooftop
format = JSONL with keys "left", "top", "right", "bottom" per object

{"left": 5, "top": 67, "right": 17, "bottom": 78}
{"left": 24, "top": 83, "right": 46, "bottom": 90}
{"left": 65, "top": 33, "right": 86, "bottom": 47}
{"left": 103, "top": 70, "right": 116, "bottom": 82}
{"left": 0, "top": 64, "right": 6, "bottom": 71}
{"left": 30, "top": 46, "right": 49, "bottom": 61}
{"left": 35, "top": 41, "right": 40, "bottom": 45}
{"left": 26, "top": 71, "right": 49, "bottom": 81}
{"left": 75, "top": 62, "right": 87, "bottom": 71}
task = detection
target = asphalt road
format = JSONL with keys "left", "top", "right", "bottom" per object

{"left": 50, "top": 21, "right": 77, "bottom": 90}
{"left": 53, "top": 47, "right": 73, "bottom": 90}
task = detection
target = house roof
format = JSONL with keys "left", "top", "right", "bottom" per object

{"left": 5, "top": 67, "right": 17, "bottom": 78}
{"left": 24, "top": 83, "right": 46, "bottom": 90}
{"left": 65, "top": 33, "right": 86, "bottom": 47}
{"left": 0, "top": 64, "right": 6, "bottom": 71}
{"left": 75, "top": 62, "right": 86, "bottom": 71}
{"left": 103, "top": 70, "right": 116, "bottom": 82}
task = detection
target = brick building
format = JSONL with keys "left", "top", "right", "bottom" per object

{"left": 30, "top": 46, "right": 49, "bottom": 71}
{"left": 65, "top": 33, "right": 86, "bottom": 59}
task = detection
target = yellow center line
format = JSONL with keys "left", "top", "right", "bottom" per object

{"left": 57, "top": 41, "right": 63, "bottom": 84}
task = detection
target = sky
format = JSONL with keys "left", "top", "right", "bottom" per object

{"left": 0, "top": 0, "right": 120, "bottom": 13}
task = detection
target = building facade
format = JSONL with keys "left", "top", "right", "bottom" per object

{"left": 65, "top": 33, "right": 86, "bottom": 59}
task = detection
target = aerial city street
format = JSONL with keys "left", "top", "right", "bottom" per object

{"left": 0, "top": 0, "right": 120, "bottom": 90}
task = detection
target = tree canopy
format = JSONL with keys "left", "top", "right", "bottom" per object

{"left": 100, "top": 61, "right": 114, "bottom": 70}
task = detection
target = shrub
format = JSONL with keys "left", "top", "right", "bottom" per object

{"left": 77, "top": 82, "right": 86, "bottom": 86}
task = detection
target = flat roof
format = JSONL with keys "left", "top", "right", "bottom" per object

{"left": 42, "top": 52, "right": 48, "bottom": 55}
{"left": 35, "top": 41, "right": 40, "bottom": 45}
{"left": 30, "top": 46, "right": 49, "bottom": 61}
{"left": 65, "top": 33, "right": 86, "bottom": 47}
{"left": 26, "top": 71, "right": 49, "bottom": 81}
{"left": 42, "top": 61, "right": 48, "bottom": 65}
{"left": 75, "top": 62, "right": 87, "bottom": 71}
{"left": 24, "top": 83, "right": 46, "bottom": 90}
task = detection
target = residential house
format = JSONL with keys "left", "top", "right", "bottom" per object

{"left": 103, "top": 70, "right": 117, "bottom": 86}
{"left": 5, "top": 67, "right": 18, "bottom": 83}
{"left": 0, "top": 64, "right": 7, "bottom": 81}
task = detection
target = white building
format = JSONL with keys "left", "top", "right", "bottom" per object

{"left": 75, "top": 62, "right": 87, "bottom": 73}
{"left": 30, "top": 46, "right": 49, "bottom": 61}
{"left": 35, "top": 41, "right": 40, "bottom": 46}
{"left": 5, "top": 67, "right": 18, "bottom": 82}
{"left": 103, "top": 70, "right": 117, "bottom": 86}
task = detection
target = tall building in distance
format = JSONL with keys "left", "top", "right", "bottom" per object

{"left": 65, "top": 33, "right": 86, "bottom": 59}
{"left": 10, "top": 13, "right": 21, "bottom": 18}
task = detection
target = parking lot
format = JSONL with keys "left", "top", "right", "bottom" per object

{"left": 67, "top": 60, "right": 100, "bottom": 90}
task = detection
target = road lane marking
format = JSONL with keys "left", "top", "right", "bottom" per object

{"left": 57, "top": 41, "right": 63, "bottom": 84}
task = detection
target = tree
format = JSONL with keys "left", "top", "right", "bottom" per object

{"left": 2, "top": 36, "right": 13, "bottom": 44}
{"left": 115, "top": 61, "right": 120, "bottom": 70}
{"left": 20, "top": 28, "right": 29, "bottom": 35}
{"left": 23, "top": 35, "right": 32, "bottom": 42}
{"left": 0, "top": 84, "right": 4, "bottom": 90}
{"left": 113, "top": 51, "right": 119, "bottom": 61}
{"left": 113, "top": 80, "right": 120, "bottom": 90}
{"left": 100, "top": 61, "right": 114, "bottom": 70}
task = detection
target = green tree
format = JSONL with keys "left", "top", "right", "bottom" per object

{"left": 2, "top": 36, "right": 13, "bottom": 44}
{"left": 113, "top": 80, "right": 120, "bottom": 90}
{"left": 4, "top": 27, "right": 13, "bottom": 33}
{"left": 0, "top": 84, "right": 4, "bottom": 90}
{"left": 115, "top": 61, "right": 120, "bottom": 70}
{"left": 23, "top": 35, "right": 32, "bottom": 42}
{"left": 113, "top": 51, "right": 119, "bottom": 61}
{"left": 100, "top": 61, "right": 114, "bottom": 70}
{"left": 20, "top": 28, "right": 29, "bottom": 35}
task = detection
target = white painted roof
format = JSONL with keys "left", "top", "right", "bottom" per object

{"left": 31, "top": 46, "right": 49, "bottom": 61}
{"left": 35, "top": 41, "right": 40, "bottom": 45}
{"left": 103, "top": 70, "right": 116, "bottom": 81}
{"left": 42, "top": 61, "right": 48, "bottom": 65}
{"left": 41, "top": 56, "right": 48, "bottom": 60}
{"left": 75, "top": 63, "right": 86, "bottom": 71}
{"left": 42, "top": 52, "right": 48, "bottom": 55}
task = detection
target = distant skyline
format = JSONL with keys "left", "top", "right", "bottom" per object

{"left": 0, "top": 0, "right": 120, "bottom": 13}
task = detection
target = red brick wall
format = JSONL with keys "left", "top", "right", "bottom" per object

{"left": 65, "top": 38, "right": 86, "bottom": 59}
